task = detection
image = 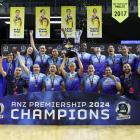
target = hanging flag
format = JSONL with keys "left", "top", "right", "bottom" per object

{"left": 35, "top": 7, "right": 50, "bottom": 38}
{"left": 138, "top": 0, "right": 140, "bottom": 17}
{"left": 87, "top": 6, "right": 102, "bottom": 38}
{"left": 112, "top": 0, "right": 129, "bottom": 23}
{"left": 61, "top": 6, "right": 76, "bottom": 38}
{"left": 10, "top": 7, "right": 25, "bottom": 38}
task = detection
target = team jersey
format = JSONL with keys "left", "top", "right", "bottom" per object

{"left": 135, "top": 55, "right": 140, "bottom": 73}
{"left": 26, "top": 72, "right": 45, "bottom": 92}
{"left": 121, "top": 54, "right": 137, "bottom": 71}
{"left": 64, "top": 72, "right": 81, "bottom": 91}
{"left": 34, "top": 51, "right": 50, "bottom": 74}
{"left": 47, "top": 57, "right": 62, "bottom": 67}
{"left": 43, "top": 74, "right": 64, "bottom": 91}
{"left": 106, "top": 54, "right": 122, "bottom": 77}
{"left": 91, "top": 54, "right": 107, "bottom": 77}
{"left": 99, "top": 76, "right": 120, "bottom": 94}
{"left": 82, "top": 74, "right": 100, "bottom": 93}
{"left": 1, "top": 59, "right": 15, "bottom": 96}
{"left": 15, "top": 55, "right": 33, "bottom": 77}
{"left": 5, "top": 76, "right": 27, "bottom": 95}
{"left": 78, "top": 52, "right": 91, "bottom": 72}
{"left": 65, "top": 57, "right": 77, "bottom": 72}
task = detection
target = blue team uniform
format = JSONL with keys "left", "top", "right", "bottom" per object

{"left": 91, "top": 54, "right": 107, "bottom": 77}
{"left": 78, "top": 52, "right": 91, "bottom": 72}
{"left": 65, "top": 57, "right": 77, "bottom": 71}
{"left": 47, "top": 57, "right": 62, "bottom": 67}
{"left": 15, "top": 55, "right": 33, "bottom": 77}
{"left": 64, "top": 72, "right": 81, "bottom": 91}
{"left": 0, "top": 58, "right": 15, "bottom": 96}
{"left": 34, "top": 51, "right": 50, "bottom": 74}
{"left": 99, "top": 76, "right": 120, "bottom": 94}
{"left": 135, "top": 56, "right": 140, "bottom": 73}
{"left": 82, "top": 74, "right": 100, "bottom": 93}
{"left": 43, "top": 74, "right": 64, "bottom": 91}
{"left": 121, "top": 54, "right": 137, "bottom": 71}
{"left": 27, "top": 72, "right": 45, "bottom": 92}
{"left": 106, "top": 54, "right": 122, "bottom": 77}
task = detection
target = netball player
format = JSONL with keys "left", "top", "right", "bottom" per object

{"left": 90, "top": 47, "right": 107, "bottom": 77}
{"left": 60, "top": 54, "right": 83, "bottom": 91}
{"left": 81, "top": 64, "right": 100, "bottom": 94}
{"left": 17, "top": 54, "right": 45, "bottom": 92}
{"left": 43, "top": 64, "right": 65, "bottom": 91}
{"left": 106, "top": 45, "right": 122, "bottom": 77}
{"left": 121, "top": 45, "right": 137, "bottom": 72}
{"left": 99, "top": 66, "right": 121, "bottom": 95}
{"left": 78, "top": 43, "right": 91, "bottom": 73}
{"left": 30, "top": 30, "right": 50, "bottom": 74}
{"left": 0, "top": 53, "right": 15, "bottom": 96}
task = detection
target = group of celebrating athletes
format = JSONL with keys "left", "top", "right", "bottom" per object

{"left": 0, "top": 30, "right": 140, "bottom": 100}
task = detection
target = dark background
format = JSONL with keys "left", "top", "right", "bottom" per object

{"left": 0, "top": 0, "right": 139, "bottom": 45}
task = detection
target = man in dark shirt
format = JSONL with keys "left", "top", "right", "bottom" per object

{"left": 120, "top": 63, "right": 138, "bottom": 100}
{"left": 0, "top": 56, "right": 27, "bottom": 95}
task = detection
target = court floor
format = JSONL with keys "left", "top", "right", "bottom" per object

{"left": 0, "top": 125, "right": 140, "bottom": 140}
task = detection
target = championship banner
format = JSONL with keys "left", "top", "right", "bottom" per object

{"left": 138, "top": 0, "right": 140, "bottom": 17}
{"left": 10, "top": 7, "right": 25, "bottom": 38}
{"left": 0, "top": 91, "right": 140, "bottom": 125}
{"left": 87, "top": 6, "right": 102, "bottom": 38}
{"left": 35, "top": 7, "right": 50, "bottom": 38}
{"left": 61, "top": 6, "right": 76, "bottom": 38}
{"left": 112, "top": 0, "right": 129, "bottom": 23}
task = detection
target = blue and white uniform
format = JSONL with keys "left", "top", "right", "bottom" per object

{"left": 99, "top": 76, "right": 120, "bottom": 94}
{"left": 47, "top": 57, "right": 62, "bottom": 67}
{"left": 121, "top": 54, "right": 137, "bottom": 71}
{"left": 26, "top": 72, "right": 45, "bottom": 92}
{"left": 78, "top": 52, "right": 91, "bottom": 73}
{"left": 106, "top": 54, "right": 122, "bottom": 76}
{"left": 91, "top": 54, "right": 107, "bottom": 77}
{"left": 15, "top": 55, "right": 33, "bottom": 77}
{"left": 135, "top": 55, "right": 140, "bottom": 73}
{"left": 82, "top": 74, "right": 100, "bottom": 93}
{"left": 43, "top": 74, "right": 64, "bottom": 91}
{"left": 64, "top": 72, "right": 81, "bottom": 91}
{"left": 34, "top": 51, "right": 50, "bottom": 74}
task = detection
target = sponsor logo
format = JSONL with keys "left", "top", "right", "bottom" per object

{"left": 116, "top": 101, "right": 131, "bottom": 120}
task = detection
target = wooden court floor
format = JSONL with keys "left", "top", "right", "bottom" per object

{"left": 0, "top": 125, "right": 140, "bottom": 140}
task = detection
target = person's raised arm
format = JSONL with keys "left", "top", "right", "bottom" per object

{"left": 77, "top": 54, "right": 83, "bottom": 76}
{"left": 0, "top": 56, "right": 7, "bottom": 77}
{"left": 29, "top": 30, "right": 38, "bottom": 52}
{"left": 16, "top": 52, "right": 30, "bottom": 74}
{"left": 60, "top": 56, "right": 67, "bottom": 77}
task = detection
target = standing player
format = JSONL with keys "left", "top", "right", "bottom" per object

{"left": 30, "top": 30, "right": 50, "bottom": 74}
{"left": 99, "top": 66, "right": 121, "bottom": 95}
{"left": 120, "top": 63, "right": 138, "bottom": 99}
{"left": 0, "top": 53, "right": 15, "bottom": 96}
{"left": 78, "top": 43, "right": 91, "bottom": 73}
{"left": 0, "top": 57, "right": 27, "bottom": 95}
{"left": 81, "top": 65, "right": 100, "bottom": 94}
{"left": 43, "top": 64, "right": 65, "bottom": 91}
{"left": 60, "top": 54, "right": 83, "bottom": 91}
{"left": 106, "top": 45, "right": 122, "bottom": 77}
{"left": 15, "top": 46, "right": 34, "bottom": 78}
{"left": 121, "top": 46, "right": 137, "bottom": 72}
{"left": 47, "top": 49, "right": 62, "bottom": 74}
{"left": 90, "top": 47, "right": 106, "bottom": 77}
{"left": 17, "top": 53, "right": 45, "bottom": 92}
